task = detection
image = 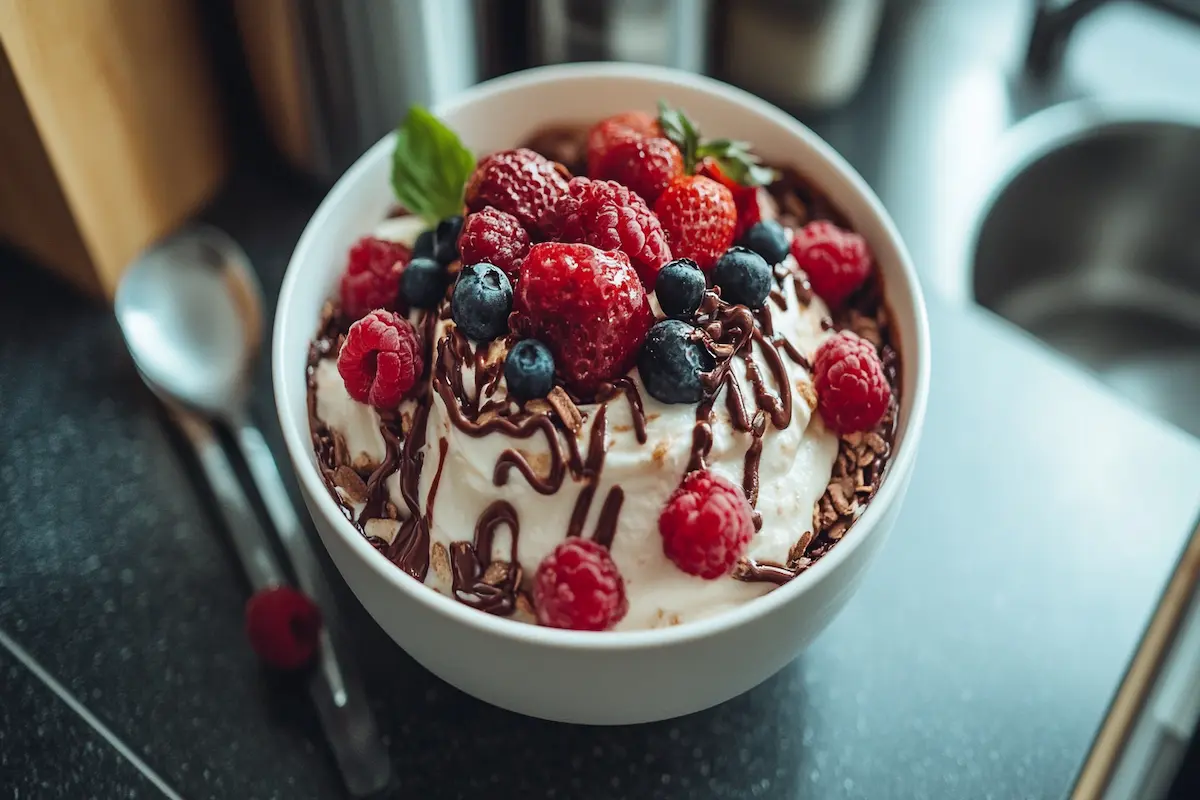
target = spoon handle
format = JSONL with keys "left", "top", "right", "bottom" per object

{"left": 230, "top": 418, "right": 391, "bottom": 797}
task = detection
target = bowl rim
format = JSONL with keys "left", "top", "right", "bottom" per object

{"left": 273, "top": 61, "right": 931, "bottom": 651}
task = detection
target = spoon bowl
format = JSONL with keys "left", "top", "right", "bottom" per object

{"left": 115, "top": 225, "right": 262, "bottom": 418}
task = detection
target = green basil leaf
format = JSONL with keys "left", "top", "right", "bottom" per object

{"left": 392, "top": 106, "right": 475, "bottom": 225}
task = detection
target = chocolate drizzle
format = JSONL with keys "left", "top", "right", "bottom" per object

{"left": 306, "top": 162, "right": 904, "bottom": 614}
{"left": 450, "top": 500, "right": 522, "bottom": 615}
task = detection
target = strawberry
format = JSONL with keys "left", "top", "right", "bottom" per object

{"left": 653, "top": 175, "right": 737, "bottom": 271}
{"left": 586, "top": 111, "right": 661, "bottom": 176}
{"left": 464, "top": 148, "right": 569, "bottom": 238}
{"left": 594, "top": 136, "right": 684, "bottom": 205}
{"left": 697, "top": 157, "right": 764, "bottom": 243}
{"left": 546, "top": 177, "right": 673, "bottom": 289}
{"left": 510, "top": 242, "right": 653, "bottom": 396}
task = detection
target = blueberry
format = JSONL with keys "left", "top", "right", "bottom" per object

{"left": 452, "top": 262, "right": 513, "bottom": 341}
{"left": 713, "top": 246, "right": 772, "bottom": 309}
{"left": 401, "top": 256, "right": 449, "bottom": 309}
{"left": 504, "top": 339, "right": 556, "bottom": 402}
{"left": 655, "top": 258, "right": 706, "bottom": 319}
{"left": 637, "top": 319, "right": 715, "bottom": 404}
{"left": 433, "top": 215, "right": 464, "bottom": 264}
{"left": 412, "top": 229, "right": 435, "bottom": 261}
{"left": 740, "top": 219, "right": 789, "bottom": 266}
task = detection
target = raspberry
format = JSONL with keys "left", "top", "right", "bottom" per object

{"left": 697, "top": 158, "right": 764, "bottom": 244}
{"left": 511, "top": 242, "right": 653, "bottom": 396}
{"left": 337, "top": 310, "right": 424, "bottom": 409}
{"left": 586, "top": 110, "right": 661, "bottom": 176}
{"left": 464, "top": 148, "right": 569, "bottom": 238}
{"left": 547, "top": 177, "right": 673, "bottom": 289}
{"left": 245, "top": 587, "right": 322, "bottom": 670}
{"left": 654, "top": 176, "right": 737, "bottom": 271}
{"left": 790, "top": 220, "right": 872, "bottom": 308}
{"left": 812, "top": 331, "right": 891, "bottom": 434}
{"left": 458, "top": 207, "right": 530, "bottom": 279}
{"left": 658, "top": 471, "right": 755, "bottom": 579}
{"left": 594, "top": 135, "right": 683, "bottom": 205}
{"left": 534, "top": 538, "right": 628, "bottom": 631}
{"left": 338, "top": 236, "right": 411, "bottom": 321}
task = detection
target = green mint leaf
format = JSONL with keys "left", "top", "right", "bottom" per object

{"left": 391, "top": 106, "right": 475, "bottom": 225}
{"left": 657, "top": 100, "right": 701, "bottom": 172}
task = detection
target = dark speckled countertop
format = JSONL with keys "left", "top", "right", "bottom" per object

{"left": 2, "top": 166, "right": 1200, "bottom": 799}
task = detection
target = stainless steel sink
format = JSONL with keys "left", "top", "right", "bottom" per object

{"left": 970, "top": 103, "right": 1200, "bottom": 438}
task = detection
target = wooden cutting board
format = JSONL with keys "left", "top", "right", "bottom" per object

{"left": 0, "top": 0, "right": 228, "bottom": 299}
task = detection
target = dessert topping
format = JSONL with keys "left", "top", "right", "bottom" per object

{"left": 653, "top": 175, "right": 737, "bottom": 270}
{"left": 658, "top": 470, "right": 755, "bottom": 579}
{"left": 654, "top": 258, "right": 706, "bottom": 320}
{"left": 739, "top": 219, "right": 790, "bottom": 266}
{"left": 637, "top": 319, "right": 715, "bottom": 405}
{"left": 812, "top": 331, "right": 891, "bottom": 434}
{"left": 391, "top": 106, "right": 476, "bottom": 225}
{"left": 400, "top": 256, "right": 450, "bottom": 310}
{"left": 337, "top": 310, "right": 424, "bottom": 409}
{"left": 510, "top": 242, "right": 652, "bottom": 396}
{"left": 712, "top": 246, "right": 772, "bottom": 309}
{"left": 592, "top": 135, "right": 684, "bottom": 205}
{"left": 533, "top": 538, "right": 628, "bottom": 631}
{"left": 458, "top": 207, "right": 530, "bottom": 279}
{"left": 790, "top": 220, "right": 872, "bottom": 308}
{"left": 585, "top": 110, "right": 661, "bottom": 175}
{"left": 464, "top": 148, "right": 569, "bottom": 237}
{"left": 546, "top": 177, "right": 673, "bottom": 289}
{"left": 338, "top": 236, "right": 410, "bottom": 321}
{"left": 432, "top": 214, "right": 464, "bottom": 264}
{"left": 451, "top": 262, "right": 513, "bottom": 341}
{"left": 503, "top": 339, "right": 556, "bottom": 402}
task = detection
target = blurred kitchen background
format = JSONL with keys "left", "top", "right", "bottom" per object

{"left": 2, "top": 1, "right": 1200, "bottom": 798}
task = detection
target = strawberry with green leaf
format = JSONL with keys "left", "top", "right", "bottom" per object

{"left": 658, "top": 102, "right": 778, "bottom": 240}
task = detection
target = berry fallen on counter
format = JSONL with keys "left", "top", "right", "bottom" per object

{"left": 812, "top": 331, "right": 891, "bottom": 434}
{"left": 337, "top": 310, "right": 423, "bottom": 409}
{"left": 338, "top": 236, "right": 410, "bottom": 321}
{"left": 452, "top": 262, "right": 513, "bottom": 341}
{"left": 400, "top": 256, "right": 450, "bottom": 309}
{"left": 713, "top": 246, "right": 772, "bottom": 309}
{"left": 458, "top": 207, "right": 530, "bottom": 279}
{"left": 511, "top": 242, "right": 652, "bottom": 396}
{"left": 654, "top": 175, "right": 737, "bottom": 271}
{"left": 547, "top": 177, "right": 673, "bottom": 289}
{"left": 790, "top": 220, "right": 872, "bottom": 308}
{"left": 593, "top": 135, "right": 684, "bottom": 205}
{"left": 586, "top": 110, "right": 661, "bottom": 176}
{"left": 739, "top": 219, "right": 790, "bottom": 266}
{"left": 655, "top": 258, "right": 706, "bottom": 320}
{"left": 464, "top": 148, "right": 569, "bottom": 237}
{"left": 504, "top": 339, "right": 556, "bottom": 402}
{"left": 658, "top": 470, "right": 755, "bottom": 579}
{"left": 534, "top": 538, "right": 628, "bottom": 631}
{"left": 244, "top": 586, "right": 323, "bottom": 670}
{"left": 637, "top": 318, "right": 715, "bottom": 405}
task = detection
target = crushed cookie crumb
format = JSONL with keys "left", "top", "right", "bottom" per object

{"left": 652, "top": 440, "right": 670, "bottom": 468}
{"left": 385, "top": 501, "right": 401, "bottom": 520}
{"left": 481, "top": 561, "right": 510, "bottom": 586}
{"left": 547, "top": 386, "right": 583, "bottom": 434}
{"left": 431, "top": 542, "right": 451, "bottom": 582}
{"left": 515, "top": 592, "right": 535, "bottom": 618}
{"left": 364, "top": 518, "right": 401, "bottom": 545}
{"left": 788, "top": 531, "right": 814, "bottom": 565}
{"left": 332, "top": 465, "right": 369, "bottom": 503}
{"left": 797, "top": 380, "right": 818, "bottom": 411}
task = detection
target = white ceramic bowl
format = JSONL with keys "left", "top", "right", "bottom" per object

{"left": 273, "top": 63, "right": 930, "bottom": 725}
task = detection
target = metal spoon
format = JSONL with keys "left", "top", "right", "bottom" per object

{"left": 114, "top": 224, "right": 390, "bottom": 796}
